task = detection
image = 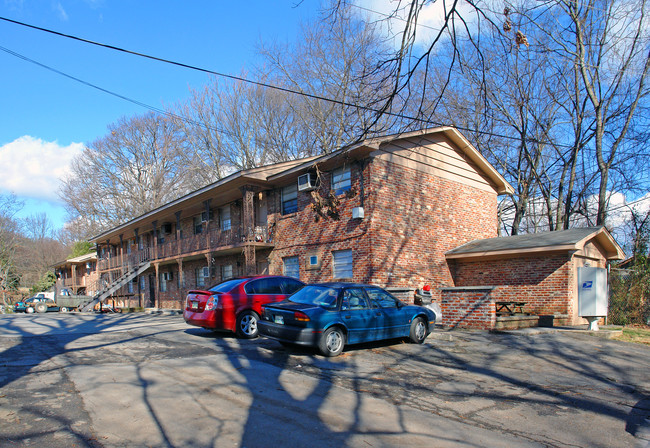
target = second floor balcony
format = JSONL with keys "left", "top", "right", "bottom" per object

{"left": 97, "top": 224, "right": 272, "bottom": 272}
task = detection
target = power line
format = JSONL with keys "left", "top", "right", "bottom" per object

{"left": 0, "top": 15, "right": 569, "bottom": 149}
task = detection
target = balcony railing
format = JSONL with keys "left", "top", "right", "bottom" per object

{"left": 97, "top": 225, "right": 271, "bottom": 272}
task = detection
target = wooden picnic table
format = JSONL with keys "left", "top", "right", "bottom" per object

{"left": 495, "top": 301, "right": 527, "bottom": 315}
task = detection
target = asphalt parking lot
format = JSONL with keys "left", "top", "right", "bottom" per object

{"left": 0, "top": 313, "right": 648, "bottom": 448}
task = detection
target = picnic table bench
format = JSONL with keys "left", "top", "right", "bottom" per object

{"left": 495, "top": 301, "right": 527, "bottom": 315}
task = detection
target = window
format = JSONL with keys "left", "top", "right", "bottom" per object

{"left": 282, "top": 184, "right": 298, "bottom": 215}
{"left": 366, "top": 287, "right": 399, "bottom": 308}
{"left": 127, "top": 280, "right": 134, "bottom": 294}
{"left": 160, "top": 273, "right": 168, "bottom": 292}
{"left": 332, "top": 166, "right": 351, "bottom": 195}
{"left": 245, "top": 277, "right": 283, "bottom": 294}
{"left": 221, "top": 264, "right": 233, "bottom": 280}
{"left": 194, "top": 216, "right": 203, "bottom": 235}
{"left": 341, "top": 288, "right": 369, "bottom": 310}
{"left": 140, "top": 276, "right": 145, "bottom": 290}
{"left": 220, "top": 206, "right": 231, "bottom": 231}
{"left": 196, "top": 266, "right": 209, "bottom": 288}
{"left": 280, "top": 278, "right": 304, "bottom": 294}
{"left": 283, "top": 256, "right": 299, "bottom": 279}
{"left": 333, "top": 249, "right": 353, "bottom": 279}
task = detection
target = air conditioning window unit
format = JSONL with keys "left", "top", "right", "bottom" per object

{"left": 298, "top": 173, "right": 318, "bottom": 191}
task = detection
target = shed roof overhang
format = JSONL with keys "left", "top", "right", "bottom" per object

{"left": 445, "top": 226, "right": 625, "bottom": 261}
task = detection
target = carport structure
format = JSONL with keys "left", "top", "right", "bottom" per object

{"left": 441, "top": 226, "right": 625, "bottom": 329}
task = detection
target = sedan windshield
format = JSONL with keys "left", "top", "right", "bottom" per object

{"left": 288, "top": 286, "right": 339, "bottom": 310}
{"left": 209, "top": 278, "right": 246, "bottom": 293}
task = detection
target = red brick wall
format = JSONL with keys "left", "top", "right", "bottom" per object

{"left": 440, "top": 287, "right": 497, "bottom": 329}
{"left": 269, "top": 162, "right": 372, "bottom": 284}
{"left": 450, "top": 254, "right": 574, "bottom": 317}
{"left": 268, "top": 156, "right": 499, "bottom": 294}
{"left": 365, "top": 158, "right": 498, "bottom": 299}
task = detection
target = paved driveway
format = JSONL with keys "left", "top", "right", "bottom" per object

{"left": 0, "top": 313, "right": 648, "bottom": 447}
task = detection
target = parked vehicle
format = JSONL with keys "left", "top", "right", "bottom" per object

{"left": 13, "top": 296, "right": 60, "bottom": 313}
{"left": 258, "top": 282, "right": 438, "bottom": 356}
{"left": 56, "top": 289, "right": 93, "bottom": 312}
{"left": 183, "top": 276, "right": 305, "bottom": 338}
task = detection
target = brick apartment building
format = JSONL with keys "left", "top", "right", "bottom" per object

{"left": 53, "top": 252, "right": 99, "bottom": 296}
{"left": 88, "top": 127, "right": 624, "bottom": 329}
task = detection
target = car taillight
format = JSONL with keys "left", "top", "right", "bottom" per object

{"left": 205, "top": 296, "right": 218, "bottom": 311}
{"left": 294, "top": 311, "right": 310, "bottom": 322}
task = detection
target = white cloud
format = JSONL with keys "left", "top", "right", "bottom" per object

{"left": 54, "top": 1, "right": 68, "bottom": 20}
{"left": 0, "top": 136, "right": 83, "bottom": 203}
{"left": 354, "top": 0, "right": 479, "bottom": 48}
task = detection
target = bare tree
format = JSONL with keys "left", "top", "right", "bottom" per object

{"left": 15, "top": 213, "right": 68, "bottom": 288}
{"left": 60, "top": 112, "right": 194, "bottom": 232}
{"left": 0, "top": 194, "right": 22, "bottom": 308}
{"left": 258, "top": 8, "right": 395, "bottom": 148}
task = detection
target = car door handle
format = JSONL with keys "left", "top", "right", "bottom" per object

{"left": 344, "top": 314, "right": 351, "bottom": 319}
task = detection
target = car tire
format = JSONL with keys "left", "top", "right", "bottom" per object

{"left": 60, "top": 307, "right": 68, "bottom": 313}
{"left": 26, "top": 307, "right": 35, "bottom": 314}
{"left": 409, "top": 317, "right": 427, "bottom": 344}
{"left": 35, "top": 303, "right": 48, "bottom": 313}
{"left": 236, "top": 311, "right": 259, "bottom": 339}
{"left": 319, "top": 326, "right": 345, "bottom": 357}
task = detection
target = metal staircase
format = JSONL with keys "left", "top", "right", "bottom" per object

{"left": 80, "top": 261, "right": 151, "bottom": 312}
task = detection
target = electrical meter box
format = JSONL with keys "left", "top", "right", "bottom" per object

{"left": 578, "top": 267, "right": 608, "bottom": 317}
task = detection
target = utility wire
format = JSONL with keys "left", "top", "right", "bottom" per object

{"left": 0, "top": 14, "right": 573, "bottom": 149}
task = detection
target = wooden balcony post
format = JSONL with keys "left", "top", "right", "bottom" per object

{"left": 203, "top": 199, "right": 212, "bottom": 250}
{"left": 71, "top": 264, "right": 77, "bottom": 294}
{"left": 154, "top": 262, "right": 160, "bottom": 308}
{"left": 177, "top": 258, "right": 184, "bottom": 291}
{"left": 152, "top": 221, "right": 158, "bottom": 260}
{"left": 240, "top": 186, "right": 258, "bottom": 276}
{"left": 119, "top": 234, "right": 124, "bottom": 274}
{"left": 175, "top": 211, "right": 182, "bottom": 256}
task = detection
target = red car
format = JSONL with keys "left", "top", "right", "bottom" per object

{"left": 183, "top": 276, "right": 305, "bottom": 338}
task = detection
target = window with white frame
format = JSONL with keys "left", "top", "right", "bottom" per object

{"left": 220, "top": 206, "right": 231, "bottom": 231}
{"left": 283, "top": 256, "right": 300, "bottom": 279}
{"left": 140, "top": 276, "right": 145, "bottom": 290}
{"left": 282, "top": 184, "right": 298, "bottom": 215}
{"left": 332, "top": 166, "right": 351, "bottom": 195}
{"left": 333, "top": 249, "right": 353, "bottom": 279}
{"left": 221, "top": 264, "right": 233, "bottom": 281}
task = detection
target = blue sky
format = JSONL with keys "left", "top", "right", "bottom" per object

{"left": 0, "top": 0, "right": 322, "bottom": 230}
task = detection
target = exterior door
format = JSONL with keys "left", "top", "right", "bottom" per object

{"left": 147, "top": 274, "right": 156, "bottom": 308}
{"left": 366, "top": 287, "right": 410, "bottom": 338}
{"left": 340, "top": 288, "right": 377, "bottom": 343}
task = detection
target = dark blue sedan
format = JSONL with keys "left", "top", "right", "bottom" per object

{"left": 258, "top": 282, "right": 438, "bottom": 356}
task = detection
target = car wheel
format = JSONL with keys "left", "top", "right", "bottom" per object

{"left": 60, "top": 307, "right": 68, "bottom": 313}
{"left": 26, "top": 307, "right": 35, "bottom": 314}
{"left": 236, "top": 311, "right": 259, "bottom": 339}
{"left": 319, "top": 326, "right": 345, "bottom": 357}
{"left": 409, "top": 317, "right": 427, "bottom": 344}
{"left": 35, "top": 303, "right": 48, "bottom": 313}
